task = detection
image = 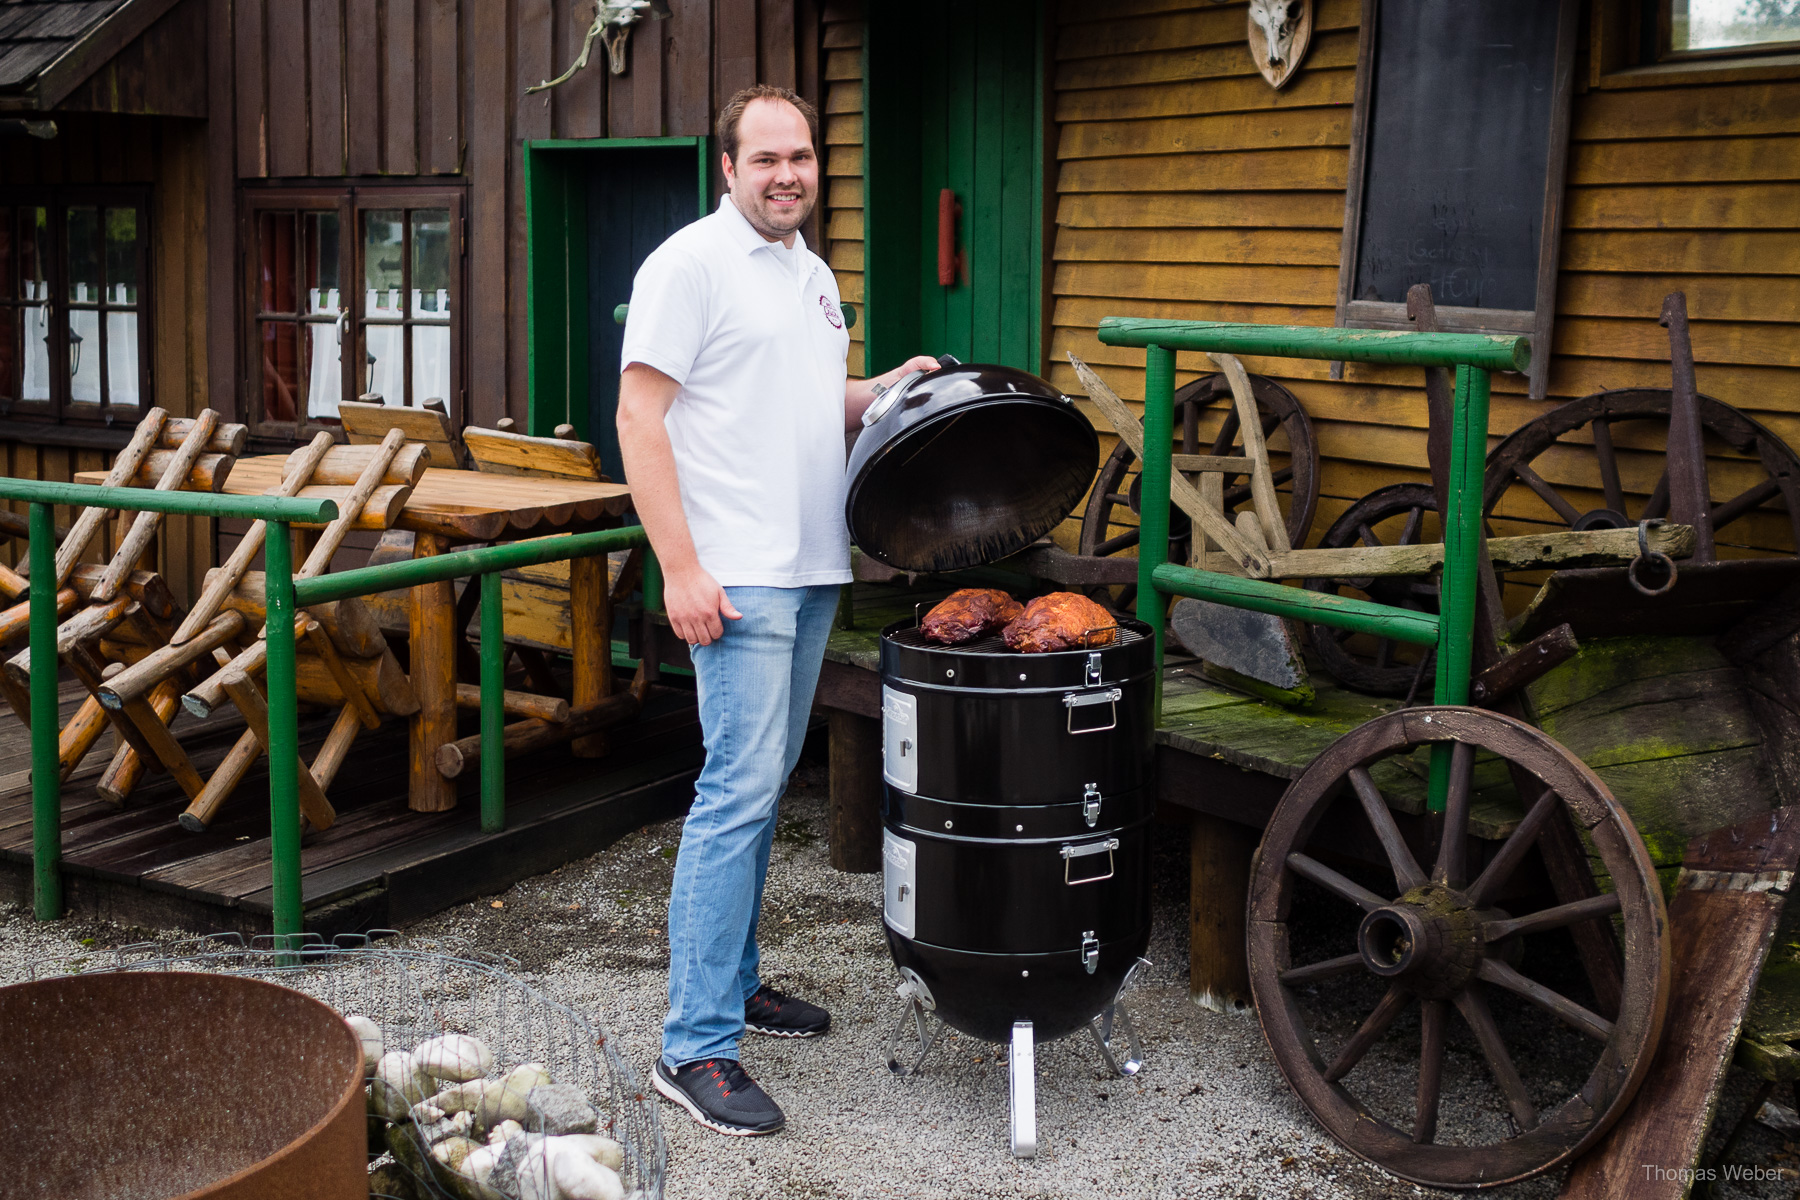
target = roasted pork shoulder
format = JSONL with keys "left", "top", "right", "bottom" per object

{"left": 921, "top": 588, "right": 1025, "bottom": 645}
{"left": 1002, "top": 592, "right": 1117, "bottom": 653}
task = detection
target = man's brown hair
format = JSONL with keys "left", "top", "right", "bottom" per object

{"left": 716, "top": 85, "right": 818, "bottom": 164}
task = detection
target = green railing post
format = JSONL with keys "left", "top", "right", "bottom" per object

{"left": 29, "top": 502, "right": 62, "bottom": 920}
{"left": 480, "top": 570, "right": 505, "bottom": 834}
{"left": 642, "top": 544, "right": 663, "bottom": 615}
{"left": 1137, "top": 345, "right": 1176, "bottom": 721}
{"left": 1425, "top": 364, "right": 1493, "bottom": 813}
{"left": 263, "top": 521, "right": 303, "bottom": 951}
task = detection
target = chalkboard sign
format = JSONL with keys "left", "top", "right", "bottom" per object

{"left": 1335, "top": 0, "right": 1579, "bottom": 398}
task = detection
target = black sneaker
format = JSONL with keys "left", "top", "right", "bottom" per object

{"left": 652, "top": 1057, "right": 786, "bottom": 1136}
{"left": 745, "top": 984, "right": 831, "bottom": 1038}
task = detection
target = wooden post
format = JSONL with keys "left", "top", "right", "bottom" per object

{"left": 569, "top": 552, "right": 612, "bottom": 757}
{"left": 1660, "top": 291, "right": 1716, "bottom": 563}
{"left": 409, "top": 531, "right": 459, "bottom": 811}
{"left": 1190, "top": 811, "right": 1256, "bottom": 1014}
{"left": 827, "top": 709, "right": 883, "bottom": 873}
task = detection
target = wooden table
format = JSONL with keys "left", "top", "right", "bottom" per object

{"left": 81, "top": 457, "right": 633, "bottom": 813}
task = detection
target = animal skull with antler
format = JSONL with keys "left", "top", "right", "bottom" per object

{"left": 525, "top": 0, "right": 668, "bottom": 93}
{"left": 1247, "top": 0, "right": 1313, "bottom": 90}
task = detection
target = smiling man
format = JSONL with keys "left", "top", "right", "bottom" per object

{"left": 617, "top": 86, "right": 936, "bottom": 1137}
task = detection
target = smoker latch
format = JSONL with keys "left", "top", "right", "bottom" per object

{"left": 1085, "top": 652, "right": 1103, "bottom": 686}
{"left": 1083, "top": 783, "right": 1102, "bottom": 828}
{"left": 1081, "top": 931, "right": 1100, "bottom": 975}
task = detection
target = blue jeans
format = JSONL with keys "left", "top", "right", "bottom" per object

{"left": 662, "top": 584, "right": 840, "bottom": 1068}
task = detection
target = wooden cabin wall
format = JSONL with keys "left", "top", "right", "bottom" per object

{"left": 822, "top": 5, "right": 865, "bottom": 377}
{"left": 0, "top": 115, "right": 213, "bottom": 606}
{"left": 1043, "top": 0, "right": 1800, "bottom": 586}
{"left": 219, "top": 0, "right": 821, "bottom": 431}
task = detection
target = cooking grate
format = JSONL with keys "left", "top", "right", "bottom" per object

{"left": 886, "top": 623, "right": 1147, "bottom": 655}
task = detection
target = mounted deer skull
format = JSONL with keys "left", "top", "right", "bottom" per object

{"left": 1247, "top": 0, "right": 1313, "bottom": 90}
{"left": 525, "top": 0, "right": 670, "bottom": 93}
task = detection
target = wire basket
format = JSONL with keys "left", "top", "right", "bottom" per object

{"left": 28, "top": 932, "right": 666, "bottom": 1200}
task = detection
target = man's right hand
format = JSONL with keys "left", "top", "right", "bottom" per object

{"left": 664, "top": 563, "right": 743, "bottom": 647}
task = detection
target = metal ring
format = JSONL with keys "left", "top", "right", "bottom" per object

{"left": 1629, "top": 518, "right": 1678, "bottom": 597}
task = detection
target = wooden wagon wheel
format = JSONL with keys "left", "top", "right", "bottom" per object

{"left": 1304, "top": 483, "right": 1442, "bottom": 698}
{"left": 1249, "top": 707, "right": 1670, "bottom": 1190}
{"left": 1077, "top": 372, "right": 1319, "bottom": 608}
{"left": 1483, "top": 388, "right": 1800, "bottom": 549}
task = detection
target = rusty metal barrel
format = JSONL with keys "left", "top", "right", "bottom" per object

{"left": 0, "top": 971, "right": 367, "bottom": 1199}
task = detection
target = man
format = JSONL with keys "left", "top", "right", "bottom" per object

{"left": 617, "top": 84, "right": 937, "bottom": 1137}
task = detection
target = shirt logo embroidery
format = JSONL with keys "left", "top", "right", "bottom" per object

{"left": 819, "top": 296, "right": 843, "bottom": 329}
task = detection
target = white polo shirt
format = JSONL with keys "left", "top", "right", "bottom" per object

{"left": 621, "top": 196, "right": 852, "bottom": 588}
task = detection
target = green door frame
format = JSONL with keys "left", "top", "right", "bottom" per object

{"left": 523, "top": 136, "right": 711, "bottom": 437}
{"left": 862, "top": 4, "right": 1047, "bottom": 378}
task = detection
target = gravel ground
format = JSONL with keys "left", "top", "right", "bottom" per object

{"left": 5, "top": 758, "right": 1799, "bottom": 1199}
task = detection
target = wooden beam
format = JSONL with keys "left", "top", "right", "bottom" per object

{"left": 1269, "top": 523, "right": 1695, "bottom": 580}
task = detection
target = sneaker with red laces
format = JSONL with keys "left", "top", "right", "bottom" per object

{"left": 745, "top": 983, "right": 831, "bottom": 1038}
{"left": 652, "top": 1057, "right": 786, "bottom": 1136}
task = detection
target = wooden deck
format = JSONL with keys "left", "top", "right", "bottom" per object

{"left": 0, "top": 675, "right": 704, "bottom": 936}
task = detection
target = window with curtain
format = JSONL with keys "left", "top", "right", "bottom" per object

{"left": 1657, "top": 0, "right": 1800, "bottom": 57}
{"left": 244, "top": 187, "right": 462, "bottom": 433}
{"left": 0, "top": 192, "right": 149, "bottom": 421}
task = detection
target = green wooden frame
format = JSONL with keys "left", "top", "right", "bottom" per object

{"left": 862, "top": 3, "right": 1047, "bottom": 377}
{"left": 523, "top": 137, "right": 710, "bottom": 438}
{"left": 1098, "top": 318, "right": 1530, "bottom": 813}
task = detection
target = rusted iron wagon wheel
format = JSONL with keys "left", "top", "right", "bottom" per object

{"left": 1077, "top": 372, "right": 1319, "bottom": 609}
{"left": 1248, "top": 707, "right": 1670, "bottom": 1190}
{"left": 1304, "top": 483, "right": 1442, "bottom": 698}
{"left": 1483, "top": 388, "right": 1800, "bottom": 548}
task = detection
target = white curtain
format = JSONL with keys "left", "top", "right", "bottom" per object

{"left": 306, "top": 286, "right": 342, "bottom": 419}
{"left": 411, "top": 287, "right": 451, "bottom": 407}
{"left": 68, "top": 283, "right": 101, "bottom": 404}
{"left": 106, "top": 283, "right": 140, "bottom": 408}
{"left": 21, "top": 281, "right": 50, "bottom": 402}
{"left": 365, "top": 287, "right": 405, "bottom": 405}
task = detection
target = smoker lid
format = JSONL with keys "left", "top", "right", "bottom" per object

{"left": 845, "top": 361, "right": 1099, "bottom": 573}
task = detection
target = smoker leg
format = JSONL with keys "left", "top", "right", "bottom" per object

{"left": 1009, "top": 1021, "right": 1037, "bottom": 1159}
{"left": 1089, "top": 1000, "right": 1146, "bottom": 1078}
{"left": 885, "top": 991, "right": 943, "bottom": 1077}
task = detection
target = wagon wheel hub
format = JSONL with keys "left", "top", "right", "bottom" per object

{"left": 1570, "top": 508, "right": 1630, "bottom": 531}
{"left": 1357, "top": 885, "right": 1501, "bottom": 1001}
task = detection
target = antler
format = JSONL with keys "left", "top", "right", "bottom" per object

{"left": 524, "top": 1, "right": 654, "bottom": 94}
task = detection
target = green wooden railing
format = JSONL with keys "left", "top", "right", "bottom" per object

{"left": 0, "top": 476, "right": 649, "bottom": 944}
{"left": 1095, "top": 318, "right": 1532, "bottom": 813}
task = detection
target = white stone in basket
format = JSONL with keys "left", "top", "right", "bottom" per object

{"left": 415, "top": 1032, "right": 496, "bottom": 1082}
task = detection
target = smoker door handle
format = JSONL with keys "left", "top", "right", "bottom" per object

{"left": 1063, "top": 687, "right": 1122, "bottom": 735}
{"left": 1062, "top": 837, "right": 1120, "bottom": 885}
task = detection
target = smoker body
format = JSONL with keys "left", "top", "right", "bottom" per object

{"left": 878, "top": 619, "right": 1156, "bottom": 1044}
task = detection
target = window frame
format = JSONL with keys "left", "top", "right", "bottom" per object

{"left": 1651, "top": 0, "right": 1800, "bottom": 63}
{"left": 1331, "top": 0, "right": 1581, "bottom": 401}
{"left": 240, "top": 183, "right": 465, "bottom": 440}
{"left": 0, "top": 186, "right": 153, "bottom": 424}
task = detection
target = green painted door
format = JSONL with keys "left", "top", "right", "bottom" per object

{"left": 865, "top": 1, "right": 1044, "bottom": 375}
{"left": 524, "top": 137, "right": 709, "bottom": 479}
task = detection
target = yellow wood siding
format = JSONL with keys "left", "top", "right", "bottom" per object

{"left": 1044, "top": 0, "right": 1800, "bottom": 587}
{"left": 823, "top": 4, "right": 867, "bottom": 378}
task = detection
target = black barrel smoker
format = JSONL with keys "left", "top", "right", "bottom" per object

{"left": 846, "top": 358, "right": 1154, "bottom": 1157}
